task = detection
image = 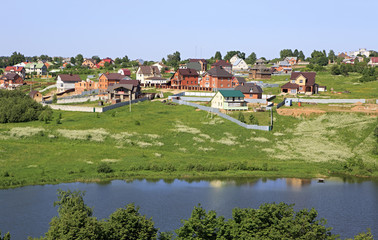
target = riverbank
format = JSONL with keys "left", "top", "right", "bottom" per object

{"left": 0, "top": 101, "right": 377, "bottom": 189}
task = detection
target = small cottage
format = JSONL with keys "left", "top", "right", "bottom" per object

{"left": 211, "top": 90, "right": 248, "bottom": 111}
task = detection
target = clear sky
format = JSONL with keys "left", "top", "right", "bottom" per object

{"left": 1, "top": 0, "right": 377, "bottom": 61}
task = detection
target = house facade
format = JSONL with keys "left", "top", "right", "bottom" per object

{"left": 234, "top": 83, "right": 263, "bottom": 99}
{"left": 232, "top": 58, "right": 249, "bottom": 71}
{"left": 199, "top": 66, "right": 233, "bottom": 89}
{"left": 75, "top": 80, "right": 99, "bottom": 94}
{"left": 188, "top": 59, "right": 207, "bottom": 72}
{"left": 368, "top": 57, "right": 378, "bottom": 66}
{"left": 211, "top": 90, "right": 248, "bottom": 111}
{"left": 118, "top": 68, "right": 131, "bottom": 76}
{"left": 25, "top": 63, "right": 47, "bottom": 76}
{"left": 106, "top": 79, "right": 141, "bottom": 101}
{"left": 170, "top": 68, "right": 199, "bottom": 87}
{"left": 56, "top": 74, "right": 82, "bottom": 93}
{"left": 284, "top": 57, "right": 298, "bottom": 65}
{"left": 231, "top": 76, "right": 246, "bottom": 88}
{"left": 4, "top": 66, "right": 26, "bottom": 79}
{"left": 281, "top": 72, "right": 319, "bottom": 95}
{"left": 82, "top": 59, "right": 97, "bottom": 68}
{"left": 211, "top": 60, "right": 232, "bottom": 73}
{"left": 271, "top": 60, "right": 292, "bottom": 74}
{"left": 0, "top": 73, "right": 24, "bottom": 88}
{"left": 98, "top": 73, "right": 126, "bottom": 93}
{"left": 136, "top": 66, "right": 161, "bottom": 84}
{"left": 249, "top": 62, "right": 271, "bottom": 79}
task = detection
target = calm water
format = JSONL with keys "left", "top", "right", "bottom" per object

{"left": 0, "top": 177, "right": 377, "bottom": 239}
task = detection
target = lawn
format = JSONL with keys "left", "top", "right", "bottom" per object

{"left": 0, "top": 100, "right": 377, "bottom": 189}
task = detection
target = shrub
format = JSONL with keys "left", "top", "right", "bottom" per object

{"left": 97, "top": 163, "right": 113, "bottom": 173}
{"left": 238, "top": 112, "right": 245, "bottom": 123}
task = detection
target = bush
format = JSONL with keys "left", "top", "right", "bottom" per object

{"left": 97, "top": 163, "right": 113, "bottom": 173}
{"left": 237, "top": 112, "right": 245, "bottom": 123}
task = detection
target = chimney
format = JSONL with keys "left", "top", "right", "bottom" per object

{"left": 106, "top": 72, "right": 109, "bottom": 75}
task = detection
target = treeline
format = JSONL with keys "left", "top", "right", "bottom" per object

{"left": 0, "top": 90, "right": 52, "bottom": 123}
{"left": 0, "top": 190, "right": 373, "bottom": 240}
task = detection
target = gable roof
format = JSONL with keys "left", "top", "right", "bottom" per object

{"left": 218, "top": 90, "right": 245, "bottom": 98}
{"left": 120, "top": 68, "right": 131, "bottom": 75}
{"left": 279, "top": 60, "right": 291, "bottom": 66}
{"left": 1, "top": 73, "right": 20, "bottom": 80}
{"left": 58, "top": 74, "right": 81, "bottom": 82}
{"left": 106, "top": 83, "right": 134, "bottom": 92}
{"left": 29, "top": 90, "right": 40, "bottom": 98}
{"left": 235, "top": 83, "right": 263, "bottom": 94}
{"left": 290, "top": 72, "right": 316, "bottom": 86}
{"left": 84, "top": 59, "right": 96, "bottom": 64}
{"left": 102, "top": 73, "right": 124, "bottom": 81}
{"left": 285, "top": 57, "right": 298, "bottom": 61}
{"left": 212, "top": 60, "right": 232, "bottom": 67}
{"left": 118, "top": 79, "right": 140, "bottom": 87}
{"left": 177, "top": 68, "right": 199, "bottom": 77}
{"left": 206, "top": 66, "right": 233, "bottom": 78}
{"left": 138, "top": 66, "right": 160, "bottom": 75}
{"left": 281, "top": 82, "right": 299, "bottom": 89}
{"left": 5, "top": 66, "right": 24, "bottom": 72}
{"left": 233, "top": 77, "right": 246, "bottom": 84}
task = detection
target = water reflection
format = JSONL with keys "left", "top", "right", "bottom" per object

{"left": 286, "top": 178, "right": 312, "bottom": 189}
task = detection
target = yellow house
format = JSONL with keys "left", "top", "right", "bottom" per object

{"left": 211, "top": 90, "right": 248, "bottom": 111}
{"left": 281, "top": 72, "right": 319, "bottom": 95}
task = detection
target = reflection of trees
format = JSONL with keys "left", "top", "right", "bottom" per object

{"left": 286, "top": 178, "right": 311, "bottom": 189}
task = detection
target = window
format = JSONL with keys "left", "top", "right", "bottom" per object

{"left": 299, "top": 80, "right": 303, "bottom": 83}
{"left": 221, "top": 84, "right": 223, "bottom": 87}
{"left": 291, "top": 80, "right": 295, "bottom": 83}
{"left": 250, "top": 94, "right": 253, "bottom": 97}
{"left": 290, "top": 89, "right": 296, "bottom": 93}
{"left": 299, "top": 86, "right": 303, "bottom": 90}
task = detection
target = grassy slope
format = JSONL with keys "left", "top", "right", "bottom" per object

{"left": 0, "top": 101, "right": 376, "bottom": 188}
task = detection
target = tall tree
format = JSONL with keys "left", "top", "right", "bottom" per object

{"left": 75, "top": 54, "right": 84, "bottom": 66}
{"left": 224, "top": 51, "right": 245, "bottom": 61}
{"left": 280, "top": 49, "right": 294, "bottom": 59}
{"left": 9, "top": 52, "right": 25, "bottom": 66}
{"left": 92, "top": 55, "right": 101, "bottom": 63}
{"left": 214, "top": 51, "right": 222, "bottom": 60}
{"left": 293, "top": 49, "right": 299, "bottom": 57}
{"left": 298, "top": 51, "right": 305, "bottom": 61}
{"left": 328, "top": 50, "right": 336, "bottom": 62}
{"left": 166, "top": 51, "right": 181, "bottom": 68}
{"left": 122, "top": 55, "right": 130, "bottom": 63}
{"left": 245, "top": 52, "right": 257, "bottom": 65}
{"left": 70, "top": 57, "right": 76, "bottom": 65}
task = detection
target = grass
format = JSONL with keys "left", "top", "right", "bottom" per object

{"left": 0, "top": 101, "right": 377, "bottom": 189}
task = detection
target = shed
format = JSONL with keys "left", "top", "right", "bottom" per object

{"left": 285, "top": 99, "right": 292, "bottom": 106}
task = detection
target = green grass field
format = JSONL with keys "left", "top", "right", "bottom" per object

{"left": 0, "top": 101, "right": 376, "bottom": 189}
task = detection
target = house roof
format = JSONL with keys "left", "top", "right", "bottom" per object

{"left": 235, "top": 83, "right": 263, "bottom": 94}
{"left": 103, "top": 58, "right": 113, "bottom": 63}
{"left": 145, "top": 76, "right": 167, "bottom": 80}
{"left": 106, "top": 83, "right": 134, "bottom": 93}
{"left": 285, "top": 57, "right": 298, "bottom": 61}
{"left": 58, "top": 74, "right": 81, "bottom": 82}
{"left": 189, "top": 59, "right": 207, "bottom": 63}
{"left": 279, "top": 60, "right": 291, "bottom": 66}
{"left": 290, "top": 72, "right": 316, "bottom": 86}
{"left": 218, "top": 90, "right": 245, "bottom": 98}
{"left": 29, "top": 90, "right": 40, "bottom": 98}
{"left": 120, "top": 68, "right": 131, "bottom": 75}
{"left": 177, "top": 68, "right": 199, "bottom": 77}
{"left": 212, "top": 60, "right": 232, "bottom": 67}
{"left": 1, "top": 73, "right": 20, "bottom": 80}
{"left": 281, "top": 82, "right": 299, "bottom": 89}
{"left": 371, "top": 57, "right": 378, "bottom": 63}
{"left": 84, "top": 59, "right": 96, "bottom": 64}
{"left": 138, "top": 66, "right": 160, "bottom": 75}
{"left": 233, "top": 77, "right": 246, "bottom": 84}
{"left": 5, "top": 66, "right": 24, "bottom": 72}
{"left": 206, "top": 66, "right": 233, "bottom": 78}
{"left": 118, "top": 79, "right": 139, "bottom": 87}
{"left": 103, "top": 73, "right": 124, "bottom": 81}
{"left": 255, "top": 59, "right": 266, "bottom": 64}
{"left": 233, "top": 58, "right": 242, "bottom": 66}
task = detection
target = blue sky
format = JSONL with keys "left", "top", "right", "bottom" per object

{"left": 2, "top": 0, "right": 377, "bottom": 61}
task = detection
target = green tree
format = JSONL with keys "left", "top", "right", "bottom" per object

{"left": 0, "top": 231, "right": 10, "bottom": 240}
{"left": 331, "top": 65, "right": 341, "bottom": 75}
{"left": 298, "top": 50, "right": 305, "bottom": 60}
{"left": 249, "top": 114, "right": 259, "bottom": 125}
{"left": 9, "top": 51, "right": 25, "bottom": 66}
{"left": 328, "top": 50, "right": 336, "bottom": 63}
{"left": 103, "top": 204, "right": 158, "bottom": 240}
{"left": 214, "top": 51, "right": 222, "bottom": 60}
{"left": 280, "top": 49, "right": 293, "bottom": 59}
{"left": 166, "top": 51, "right": 181, "bottom": 68}
{"left": 176, "top": 204, "right": 225, "bottom": 240}
{"left": 238, "top": 112, "right": 245, "bottom": 123}
{"left": 293, "top": 49, "right": 299, "bottom": 57}
{"left": 44, "top": 190, "right": 104, "bottom": 240}
{"left": 70, "top": 57, "right": 76, "bottom": 65}
{"left": 224, "top": 51, "right": 245, "bottom": 61}
{"left": 92, "top": 55, "right": 101, "bottom": 63}
{"left": 114, "top": 57, "right": 122, "bottom": 65}
{"left": 340, "top": 64, "right": 349, "bottom": 76}
{"left": 75, "top": 54, "right": 84, "bottom": 66}
{"left": 245, "top": 52, "right": 257, "bottom": 65}
{"left": 122, "top": 55, "right": 130, "bottom": 63}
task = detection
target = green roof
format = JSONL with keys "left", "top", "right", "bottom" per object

{"left": 218, "top": 90, "right": 244, "bottom": 98}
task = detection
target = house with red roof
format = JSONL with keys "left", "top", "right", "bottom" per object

{"left": 211, "top": 60, "right": 232, "bottom": 73}
{"left": 118, "top": 68, "right": 131, "bottom": 76}
{"left": 98, "top": 72, "right": 128, "bottom": 93}
{"left": 0, "top": 73, "right": 24, "bottom": 89}
{"left": 97, "top": 58, "right": 114, "bottom": 68}
{"left": 200, "top": 66, "right": 233, "bottom": 89}
{"left": 4, "top": 66, "right": 25, "bottom": 79}
{"left": 281, "top": 72, "right": 320, "bottom": 95}
{"left": 170, "top": 68, "right": 199, "bottom": 87}
{"left": 368, "top": 57, "right": 378, "bottom": 67}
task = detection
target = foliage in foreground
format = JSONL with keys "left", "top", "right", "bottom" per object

{"left": 0, "top": 90, "right": 52, "bottom": 123}
{"left": 2, "top": 190, "right": 373, "bottom": 239}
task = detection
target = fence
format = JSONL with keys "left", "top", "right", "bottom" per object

{"left": 39, "top": 84, "right": 56, "bottom": 92}
{"left": 172, "top": 99, "right": 271, "bottom": 131}
{"left": 286, "top": 98, "right": 366, "bottom": 104}
{"left": 57, "top": 96, "right": 100, "bottom": 104}
{"left": 46, "top": 97, "right": 148, "bottom": 113}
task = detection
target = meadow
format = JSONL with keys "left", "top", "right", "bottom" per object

{"left": 0, "top": 101, "right": 376, "bottom": 188}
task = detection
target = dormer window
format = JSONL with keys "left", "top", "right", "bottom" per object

{"left": 291, "top": 80, "right": 295, "bottom": 83}
{"left": 299, "top": 80, "right": 303, "bottom": 83}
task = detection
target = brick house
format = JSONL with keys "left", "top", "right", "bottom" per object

{"left": 234, "top": 82, "right": 263, "bottom": 99}
{"left": 170, "top": 68, "right": 199, "bottom": 87}
{"left": 211, "top": 60, "right": 232, "bottom": 73}
{"left": 200, "top": 66, "right": 233, "bottom": 89}
{"left": 231, "top": 76, "right": 246, "bottom": 88}
{"left": 281, "top": 72, "right": 319, "bottom": 95}
{"left": 56, "top": 74, "right": 82, "bottom": 92}
{"left": 118, "top": 68, "right": 131, "bottom": 76}
{"left": 0, "top": 73, "right": 24, "bottom": 88}
{"left": 4, "top": 66, "right": 26, "bottom": 79}
{"left": 106, "top": 79, "right": 141, "bottom": 102}
{"left": 82, "top": 59, "right": 97, "bottom": 68}
{"left": 98, "top": 73, "right": 126, "bottom": 93}
{"left": 97, "top": 57, "right": 114, "bottom": 68}
{"left": 75, "top": 80, "right": 99, "bottom": 94}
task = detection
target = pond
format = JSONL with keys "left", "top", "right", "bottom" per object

{"left": 0, "top": 177, "right": 377, "bottom": 239}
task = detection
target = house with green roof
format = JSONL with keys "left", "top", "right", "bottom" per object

{"left": 211, "top": 90, "right": 248, "bottom": 111}
{"left": 24, "top": 62, "right": 47, "bottom": 76}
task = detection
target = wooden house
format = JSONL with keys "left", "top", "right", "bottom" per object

{"left": 29, "top": 90, "right": 43, "bottom": 102}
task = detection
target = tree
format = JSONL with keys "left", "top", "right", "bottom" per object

{"left": 114, "top": 57, "right": 122, "bottom": 65}
{"left": 328, "top": 50, "right": 336, "bottom": 63}
{"left": 245, "top": 52, "right": 257, "bottom": 65}
{"left": 166, "top": 51, "right": 181, "bottom": 68}
{"left": 9, "top": 52, "right": 25, "bottom": 66}
{"left": 92, "top": 56, "right": 101, "bottom": 63}
{"left": 44, "top": 190, "right": 104, "bottom": 240}
{"left": 103, "top": 204, "right": 158, "bottom": 240}
{"left": 298, "top": 51, "right": 305, "bottom": 61}
{"left": 75, "top": 54, "right": 84, "bottom": 66}
{"left": 280, "top": 49, "right": 293, "bottom": 59}
{"left": 214, "top": 51, "right": 222, "bottom": 60}
{"left": 122, "top": 55, "right": 130, "bottom": 63}
{"left": 0, "top": 231, "right": 10, "bottom": 240}
{"left": 224, "top": 51, "right": 245, "bottom": 61}
{"left": 176, "top": 204, "right": 225, "bottom": 240}
{"left": 340, "top": 64, "right": 349, "bottom": 76}
{"left": 310, "top": 50, "right": 328, "bottom": 66}
{"left": 249, "top": 114, "right": 259, "bottom": 125}
{"left": 293, "top": 49, "right": 299, "bottom": 57}
{"left": 70, "top": 57, "right": 76, "bottom": 65}
{"left": 331, "top": 65, "right": 341, "bottom": 75}
{"left": 238, "top": 112, "right": 245, "bottom": 123}
{"left": 349, "top": 229, "right": 374, "bottom": 240}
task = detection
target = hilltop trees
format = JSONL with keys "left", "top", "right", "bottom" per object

{"left": 214, "top": 51, "right": 222, "bottom": 60}
{"left": 280, "top": 49, "right": 294, "bottom": 59}
{"left": 309, "top": 50, "right": 328, "bottom": 66}
{"left": 224, "top": 51, "right": 245, "bottom": 61}
{"left": 8, "top": 52, "right": 25, "bottom": 66}
{"left": 166, "top": 51, "right": 181, "bottom": 69}
{"left": 245, "top": 52, "right": 257, "bottom": 65}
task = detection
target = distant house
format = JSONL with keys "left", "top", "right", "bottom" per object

{"left": 211, "top": 60, "right": 232, "bottom": 73}
{"left": 75, "top": 79, "right": 99, "bottom": 94}
{"left": 99, "top": 73, "right": 127, "bottom": 93}
{"left": 96, "top": 58, "right": 114, "bottom": 68}
{"left": 284, "top": 57, "right": 298, "bottom": 65}
{"left": 106, "top": 79, "right": 141, "bottom": 101}
{"left": 349, "top": 48, "right": 372, "bottom": 58}
{"left": 0, "top": 73, "right": 24, "bottom": 88}
{"left": 82, "top": 59, "right": 97, "bottom": 68}
{"left": 25, "top": 62, "right": 47, "bottom": 76}
{"left": 188, "top": 59, "right": 207, "bottom": 72}
{"left": 170, "top": 68, "right": 199, "bottom": 87}
{"left": 229, "top": 55, "right": 239, "bottom": 65}
{"left": 211, "top": 90, "right": 248, "bottom": 111}
{"left": 118, "top": 68, "right": 131, "bottom": 76}
{"left": 56, "top": 74, "right": 82, "bottom": 93}
{"left": 281, "top": 72, "right": 320, "bottom": 95}
{"left": 271, "top": 60, "right": 292, "bottom": 74}
{"left": 4, "top": 66, "right": 25, "bottom": 79}
{"left": 136, "top": 66, "right": 161, "bottom": 84}
{"left": 235, "top": 83, "right": 263, "bottom": 99}
{"left": 200, "top": 66, "right": 233, "bottom": 89}
{"left": 152, "top": 62, "right": 168, "bottom": 72}
{"left": 29, "top": 90, "right": 43, "bottom": 102}
{"left": 249, "top": 60, "right": 271, "bottom": 79}
{"left": 229, "top": 55, "right": 249, "bottom": 72}
{"left": 368, "top": 57, "right": 378, "bottom": 67}
{"left": 231, "top": 76, "right": 246, "bottom": 88}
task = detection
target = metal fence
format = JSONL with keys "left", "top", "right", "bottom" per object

{"left": 286, "top": 98, "right": 366, "bottom": 104}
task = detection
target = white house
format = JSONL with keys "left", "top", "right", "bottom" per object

{"left": 232, "top": 58, "right": 249, "bottom": 71}
{"left": 136, "top": 66, "right": 161, "bottom": 84}
{"left": 349, "top": 48, "right": 372, "bottom": 58}
{"left": 56, "top": 74, "right": 82, "bottom": 93}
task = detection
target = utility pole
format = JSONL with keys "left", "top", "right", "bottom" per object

{"left": 129, "top": 90, "right": 131, "bottom": 112}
